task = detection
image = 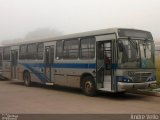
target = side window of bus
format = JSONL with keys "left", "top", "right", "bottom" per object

{"left": 3, "top": 47, "right": 10, "bottom": 60}
{"left": 37, "top": 43, "right": 44, "bottom": 59}
{"left": 28, "top": 43, "right": 37, "bottom": 59}
{"left": 56, "top": 40, "right": 63, "bottom": 60}
{"left": 19, "top": 45, "right": 27, "bottom": 60}
{"left": 63, "top": 39, "right": 79, "bottom": 59}
{"left": 80, "top": 37, "right": 95, "bottom": 59}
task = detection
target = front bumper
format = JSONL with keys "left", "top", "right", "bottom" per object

{"left": 117, "top": 81, "right": 157, "bottom": 92}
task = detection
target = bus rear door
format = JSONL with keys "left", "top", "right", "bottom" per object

{"left": 11, "top": 50, "right": 18, "bottom": 79}
{"left": 44, "top": 45, "right": 54, "bottom": 83}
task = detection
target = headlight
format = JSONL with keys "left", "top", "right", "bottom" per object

{"left": 116, "top": 76, "right": 133, "bottom": 83}
{"left": 147, "top": 76, "right": 156, "bottom": 82}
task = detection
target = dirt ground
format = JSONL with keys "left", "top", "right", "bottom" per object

{"left": 0, "top": 80, "right": 160, "bottom": 114}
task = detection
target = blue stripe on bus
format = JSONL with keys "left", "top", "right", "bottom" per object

{"left": 52, "top": 63, "right": 96, "bottom": 69}
{"left": 23, "top": 64, "right": 50, "bottom": 83}
{"left": 22, "top": 63, "right": 96, "bottom": 83}
{"left": 22, "top": 63, "right": 118, "bottom": 69}
{"left": 111, "top": 64, "right": 118, "bottom": 69}
{"left": 22, "top": 63, "right": 97, "bottom": 69}
{"left": 21, "top": 63, "right": 117, "bottom": 83}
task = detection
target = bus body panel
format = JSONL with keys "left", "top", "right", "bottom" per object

{"left": 0, "top": 28, "right": 157, "bottom": 94}
{"left": 2, "top": 61, "right": 11, "bottom": 79}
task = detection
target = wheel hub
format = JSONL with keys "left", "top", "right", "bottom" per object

{"left": 85, "top": 81, "right": 93, "bottom": 91}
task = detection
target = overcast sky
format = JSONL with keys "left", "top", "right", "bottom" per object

{"left": 0, "top": 0, "right": 160, "bottom": 44}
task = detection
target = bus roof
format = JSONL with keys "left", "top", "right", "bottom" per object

{"left": 0, "top": 28, "right": 151, "bottom": 47}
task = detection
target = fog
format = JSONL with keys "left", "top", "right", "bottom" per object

{"left": 0, "top": 0, "right": 160, "bottom": 45}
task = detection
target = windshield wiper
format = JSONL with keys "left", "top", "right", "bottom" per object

{"left": 128, "top": 39, "right": 137, "bottom": 49}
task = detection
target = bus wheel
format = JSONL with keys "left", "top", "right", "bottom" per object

{"left": 23, "top": 72, "right": 32, "bottom": 87}
{"left": 82, "top": 76, "right": 96, "bottom": 96}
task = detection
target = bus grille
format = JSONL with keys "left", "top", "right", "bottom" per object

{"left": 128, "top": 71, "right": 152, "bottom": 83}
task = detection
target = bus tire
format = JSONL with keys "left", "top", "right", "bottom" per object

{"left": 23, "top": 71, "right": 32, "bottom": 87}
{"left": 82, "top": 76, "right": 96, "bottom": 96}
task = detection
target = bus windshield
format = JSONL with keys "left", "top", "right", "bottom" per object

{"left": 118, "top": 39, "right": 154, "bottom": 69}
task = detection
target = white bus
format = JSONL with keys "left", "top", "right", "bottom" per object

{"left": 0, "top": 28, "right": 156, "bottom": 96}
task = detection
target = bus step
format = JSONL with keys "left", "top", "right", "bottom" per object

{"left": 99, "top": 88, "right": 111, "bottom": 92}
{"left": 45, "top": 82, "right": 54, "bottom": 85}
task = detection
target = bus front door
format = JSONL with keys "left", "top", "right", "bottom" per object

{"left": 11, "top": 50, "right": 18, "bottom": 79}
{"left": 96, "top": 41, "right": 112, "bottom": 91}
{"left": 44, "top": 46, "right": 54, "bottom": 83}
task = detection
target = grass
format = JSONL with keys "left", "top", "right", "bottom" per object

{"left": 155, "top": 56, "right": 160, "bottom": 86}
